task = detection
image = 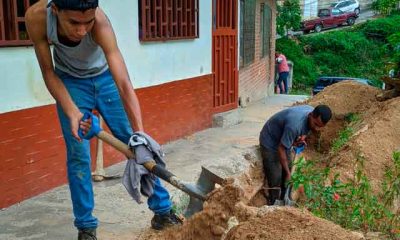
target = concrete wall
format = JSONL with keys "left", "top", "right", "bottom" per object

{"left": 0, "top": 0, "right": 212, "bottom": 114}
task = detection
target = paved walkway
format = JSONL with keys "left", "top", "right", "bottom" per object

{"left": 0, "top": 95, "right": 307, "bottom": 240}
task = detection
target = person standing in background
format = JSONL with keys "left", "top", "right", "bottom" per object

{"left": 275, "top": 52, "right": 290, "bottom": 94}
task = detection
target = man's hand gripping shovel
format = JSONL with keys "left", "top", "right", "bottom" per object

{"left": 78, "top": 112, "right": 224, "bottom": 217}
{"left": 284, "top": 144, "right": 305, "bottom": 206}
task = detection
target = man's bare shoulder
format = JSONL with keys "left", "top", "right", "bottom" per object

{"left": 25, "top": 0, "right": 48, "bottom": 41}
{"left": 93, "top": 8, "right": 113, "bottom": 35}
{"left": 92, "top": 8, "right": 116, "bottom": 48}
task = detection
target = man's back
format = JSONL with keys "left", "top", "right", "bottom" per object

{"left": 259, "top": 105, "right": 313, "bottom": 151}
{"left": 277, "top": 54, "right": 289, "bottom": 73}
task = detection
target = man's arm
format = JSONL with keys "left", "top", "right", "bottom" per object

{"left": 92, "top": 9, "right": 144, "bottom": 132}
{"left": 25, "top": 2, "right": 83, "bottom": 140}
{"left": 278, "top": 143, "right": 291, "bottom": 181}
{"left": 279, "top": 127, "right": 296, "bottom": 181}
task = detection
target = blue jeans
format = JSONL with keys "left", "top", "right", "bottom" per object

{"left": 55, "top": 69, "right": 172, "bottom": 230}
{"left": 277, "top": 72, "right": 289, "bottom": 94}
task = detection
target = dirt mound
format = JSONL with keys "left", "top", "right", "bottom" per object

{"left": 141, "top": 163, "right": 264, "bottom": 240}
{"left": 307, "top": 81, "right": 381, "bottom": 117}
{"left": 328, "top": 98, "right": 400, "bottom": 192}
{"left": 305, "top": 81, "right": 400, "bottom": 193}
{"left": 140, "top": 162, "right": 362, "bottom": 240}
{"left": 303, "top": 81, "right": 382, "bottom": 153}
{"left": 139, "top": 81, "right": 399, "bottom": 240}
{"left": 225, "top": 207, "right": 362, "bottom": 240}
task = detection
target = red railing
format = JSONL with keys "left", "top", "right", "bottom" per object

{"left": 0, "top": 0, "right": 38, "bottom": 47}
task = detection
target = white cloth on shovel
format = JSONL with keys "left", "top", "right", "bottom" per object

{"left": 122, "top": 131, "right": 166, "bottom": 203}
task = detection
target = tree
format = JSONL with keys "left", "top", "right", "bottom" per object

{"left": 276, "top": 0, "right": 302, "bottom": 36}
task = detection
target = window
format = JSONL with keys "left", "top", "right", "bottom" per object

{"left": 239, "top": 0, "right": 255, "bottom": 67}
{"left": 260, "top": 3, "right": 271, "bottom": 58}
{"left": 332, "top": 9, "right": 340, "bottom": 15}
{"left": 138, "top": 0, "right": 199, "bottom": 42}
{"left": 318, "top": 9, "right": 330, "bottom": 17}
{"left": 0, "top": 0, "right": 39, "bottom": 47}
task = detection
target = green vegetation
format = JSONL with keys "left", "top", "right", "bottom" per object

{"left": 276, "top": 38, "right": 317, "bottom": 89}
{"left": 292, "top": 113, "right": 399, "bottom": 237}
{"left": 276, "top": 14, "right": 400, "bottom": 92}
{"left": 331, "top": 113, "right": 361, "bottom": 153}
{"left": 276, "top": 0, "right": 301, "bottom": 36}
{"left": 355, "top": 14, "right": 400, "bottom": 40}
{"left": 291, "top": 152, "right": 400, "bottom": 238}
{"left": 372, "top": 0, "right": 400, "bottom": 16}
{"left": 330, "top": 127, "right": 353, "bottom": 153}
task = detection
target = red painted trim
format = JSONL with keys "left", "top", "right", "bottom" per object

{"left": 0, "top": 74, "right": 213, "bottom": 208}
{"left": 212, "top": 0, "right": 239, "bottom": 113}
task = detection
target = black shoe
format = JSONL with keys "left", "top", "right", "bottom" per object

{"left": 151, "top": 210, "right": 183, "bottom": 230}
{"left": 78, "top": 228, "right": 97, "bottom": 240}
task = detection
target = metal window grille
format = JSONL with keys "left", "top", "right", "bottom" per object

{"left": 261, "top": 3, "right": 271, "bottom": 58}
{"left": 215, "top": 0, "right": 236, "bottom": 29}
{"left": 240, "top": 0, "right": 255, "bottom": 67}
{"left": 139, "top": 0, "right": 199, "bottom": 42}
{"left": 0, "top": 0, "right": 38, "bottom": 47}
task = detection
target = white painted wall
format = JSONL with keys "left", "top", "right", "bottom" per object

{"left": 0, "top": 0, "right": 212, "bottom": 113}
{"left": 303, "top": 0, "right": 319, "bottom": 19}
{"left": 0, "top": 48, "right": 53, "bottom": 113}
{"left": 101, "top": 0, "right": 212, "bottom": 88}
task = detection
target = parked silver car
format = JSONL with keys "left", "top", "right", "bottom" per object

{"left": 330, "top": 0, "right": 360, "bottom": 16}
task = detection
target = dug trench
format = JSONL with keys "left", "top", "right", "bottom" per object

{"left": 139, "top": 81, "right": 399, "bottom": 240}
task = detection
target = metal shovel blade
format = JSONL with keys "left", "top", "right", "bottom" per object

{"left": 284, "top": 186, "right": 296, "bottom": 206}
{"left": 184, "top": 166, "right": 224, "bottom": 217}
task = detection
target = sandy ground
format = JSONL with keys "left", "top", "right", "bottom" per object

{"left": 0, "top": 95, "right": 307, "bottom": 240}
{"left": 135, "top": 81, "right": 400, "bottom": 240}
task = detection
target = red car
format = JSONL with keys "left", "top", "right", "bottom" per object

{"left": 301, "top": 8, "right": 358, "bottom": 34}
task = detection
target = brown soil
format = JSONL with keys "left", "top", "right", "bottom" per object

{"left": 140, "top": 158, "right": 362, "bottom": 240}
{"left": 225, "top": 207, "right": 362, "bottom": 240}
{"left": 139, "top": 81, "right": 399, "bottom": 240}
{"left": 306, "top": 81, "right": 400, "bottom": 193}
{"left": 307, "top": 81, "right": 381, "bottom": 117}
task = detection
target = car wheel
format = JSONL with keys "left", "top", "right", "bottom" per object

{"left": 354, "top": 8, "right": 360, "bottom": 16}
{"left": 347, "top": 17, "right": 355, "bottom": 26}
{"left": 314, "top": 24, "right": 322, "bottom": 33}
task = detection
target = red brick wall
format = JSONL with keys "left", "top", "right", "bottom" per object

{"left": 0, "top": 74, "right": 213, "bottom": 208}
{"left": 239, "top": 0, "right": 276, "bottom": 106}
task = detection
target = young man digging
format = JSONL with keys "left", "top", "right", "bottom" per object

{"left": 259, "top": 105, "right": 332, "bottom": 205}
{"left": 26, "top": 1, "right": 180, "bottom": 239}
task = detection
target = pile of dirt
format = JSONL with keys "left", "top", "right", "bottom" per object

{"left": 140, "top": 161, "right": 363, "bottom": 240}
{"left": 225, "top": 207, "right": 362, "bottom": 240}
{"left": 328, "top": 97, "right": 400, "bottom": 192}
{"left": 139, "top": 81, "right": 399, "bottom": 240}
{"left": 306, "top": 81, "right": 400, "bottom": 193}
{"left": 307, "top": 81, "right": 381, "bottom": 117}
{"left": 297, "top": 81, "right": 381, "bottom": 153}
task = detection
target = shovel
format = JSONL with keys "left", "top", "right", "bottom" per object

{"left": 284, "top": 143, "right": 306, "bottom": 206}
{"left": 79, "top": 112, "right": 224, "bottom": 216}
{"left": 92, "top": 115, "right": 121, "bottom": 182}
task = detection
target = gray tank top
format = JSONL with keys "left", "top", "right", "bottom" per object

{"left": 46, "top": 6, "right": 108, "bottom": 78}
